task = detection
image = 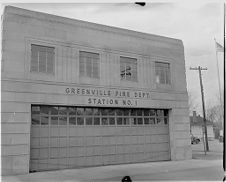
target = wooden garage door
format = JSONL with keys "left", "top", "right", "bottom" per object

{"left": 30, "top": 105, "right": 170, "bottom": 172}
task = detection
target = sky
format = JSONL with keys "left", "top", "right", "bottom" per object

{"left": 1, "top": 2, "right": 224, "bottom": 115}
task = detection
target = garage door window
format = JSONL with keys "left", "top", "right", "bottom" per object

{"left": 31, "top": 106, "right": 169, "bottom": 126}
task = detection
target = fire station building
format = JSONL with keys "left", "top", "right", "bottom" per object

{"left": 1, "top": 6, "right": 191, "bottom": 175}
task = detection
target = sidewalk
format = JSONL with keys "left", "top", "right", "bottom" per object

{"left": 2, "top": 140, "right": 223, "bottom": 182}
{"left": 2, "top": 158, "right": 223, "bottom": 182}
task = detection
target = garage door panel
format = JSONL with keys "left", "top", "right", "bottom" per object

{"left": 50, "top": 128, "right": 59, "bottom": 137}
{"left": 31, "top": 127, "right": 40, "bottom": 137}
{"left": 39, "top": 127, "right": 49, "bottom": 137}
{"left": 149, "top": 134, "right": 169, "bottom": 143}
{"left": 69, "top": 137, "right": 84, "bottom": 146}
{"left": 39, "top": 159, "right": 48, "bottom": 171}
{"left": 30, "top": 160, "right": 38, "bottom": 171}
{"left": 30, "top": 106, "right": 170, "bottom": 172}
{"left": 69, "top": 128, "right": 84, "bottom": 137}
{"left": 69, "top": 147, "right": 85, "bottom": 157}
{"left": 50, "top": 138, "right": 58, "bottom": 147}
{"left": 30, "top": 149, "right": 39, "bottom": 159}
{"left": 50, "top": 148, "right": 58, "bottom": 158}
{"left": 59, "top": 127, "right": 67, "bottom": 137}
{"left": 59, "top": 137, "right": 67, "bottom": 147}
{"left": 48, "top": 159, "right": 58, "bottom": 170}
{"left": 58, "top": 158, "right": 68, "bottom": 169}
{"left": 59, "top": 148, "right": 67, "bottom": 157}
{"left": 39, "top": 148, "right": 48, "bottom": 159}
{"left": 31, "top": 138, "right": 39, "bottom": 148}
{"left": 39, "top": 138, "right": 49, "bottom": 147}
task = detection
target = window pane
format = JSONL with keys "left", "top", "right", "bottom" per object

{"left": 84, "top": 108, "right": 93, "bottom": 115}
{"left": 137, "top": 110, "right": 142, "bottom": 116}
{"left": 144, "top": 118, "right": 149, "bottom": 125}
{"left": 150, "top": 118, "right": 155, "bottom": 124}
{"left": 123, "top": 118, "right": 130, "bottom": 125}
{"left": 39, "top": 50, "right": 46, "bottom": 73}
{"left": 156, "top": 110, "right": 164, "bottom": 117}
{"left": 69, "top": 107, "right": 76, "bottom": 115}
{"left": 77, "top": 108, "right": 84, "bottom": 115}
{"left": 94, "top": 118, "right": 100, "bottom": 125}
{"left": 156, "top": 118, "right": 164, "bottom": 124}
{"left": 120, "top": 57, "right": 137, "bottom": 81}
{"left": 47, "top": 52, "right": 54, "bottom": 74}
{"left": 131, "top": 118, "right": 137, "bottom": 125}
{"left": 123, "top": 110, "right": 130, "bottom": 116}
{"left": 164, "top": 110, "right": 168, "bottom": 117}
{"left": 155, "top": 62, "right": 170, "bottom": 84}
{"left": 137, "top": 118, "right": 143, "bottom": 125}
{"left": 93, "top": 109, "right": 100, "bottom": 116}
{"left": 86, "top": 117, "right": 93, "bottom": 125}
{"left": 77, "top": 117, "right": 84, "bottom": 125}
{"left": 101, "top": 109, "right": 109, "bottom": 116}
{"left": 164, "top": 118, "right": 168, "bottom": 125}
{"left": 40, "top": 106, "right": 49, "bottom": 115}
{"left": 32, "top": 115, "right": 40, "bottom": 125}
{"left": 51, "top": 116, "right": 58, "bottom": 125}
{"left": 117, "top": 118, "right": 123, "bottom": 125}
{"left": 59, "top": 117, "right": 67, "bottom": 125}
{"left": 144, "top": 110, "right": 150, "bottom": 116}
{"left": 102, "top": 118, "right": 108, "bottom": 125}
{"left": 79, "top": 51, "right": 99, "bottom": 79}
{"left": 79, "top": 57, "right": 86, "bottom": 77}
{"left": 31, "top": 45, "right": 54, "bottom": 74}
{"left": 109, "top": 109, "right": 115, "bottom": 116}
{"left": 41, "top": 116, "right": 49, "bottom": 125}
{"left": 50, "top": 106, "right": 58, "bottom": 115}
{"left": 150, "top": 110, "right": 156, "bottom": 116}
{"left": 59, "top": 107, "right": 67, "bottom": 115}
{"left": 32, "top": 106, "right": 40, "bottom": 114}
{"left": 116, "top": 109, "right": 123, "bottom": 116}
{"left": 109, "top": 118, "right": 115, "bottom": 125}
{"left": 131, "top": 109, "right": 136, "bottom": 116}
{"left": 69, "top": 117, "right": 76, "bottom": 125}
{"left": 92, "top": 58, "right": 99, "bottom": 78}
{"left": 31, "top": 49, "right": 38, "bottom": 72}
{"left": 86, "top": 57, "right": 92, "bottom": 77}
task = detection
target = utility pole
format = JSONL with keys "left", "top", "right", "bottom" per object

{"left": 190, "top": 66, "right": 209, "bottom": 152}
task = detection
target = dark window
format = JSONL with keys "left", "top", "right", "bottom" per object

{"left": 79, "top": 51, "right": 100, "bottom": 79}
{"left": 155, "top": 62, "right": 171, "bottom": 84}
{"left": 31, "top": 44, "right": 55, "bottom": 74}
{"left": 120, "top": 57, "right": 137, "bottom": 81}
{"left": 31, "top": 106, "right": 169, "bottom": 126}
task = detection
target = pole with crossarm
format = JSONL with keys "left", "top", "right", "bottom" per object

{"left": 190, "top": 66, "right": 209, "bottom": 152}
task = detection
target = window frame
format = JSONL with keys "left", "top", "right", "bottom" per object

{"left": 79, "top": 51, "right": 100, "bottom": 79}
{"left": 155, "top": 61, "right": 171, "bottom": 85}
{"left": 30, "top": 44, "right": 55, "bottom": 75}
{"left": 120, "top": 56, "right": 138, "bottom": 82}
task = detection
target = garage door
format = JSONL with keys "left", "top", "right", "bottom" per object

{"left": 30, "top": 105, "right": 170, "bottom": 172}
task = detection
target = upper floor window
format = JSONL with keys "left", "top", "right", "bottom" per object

{"left": 120, "top": 56, "right": 137, "bottom": 82}
{"left": 79, "top": 51, "right": 100, "bottom": 79}
{"left": 30, "top": 44, "right": 55, "bottom": 74}
{"left": 155, "top": 62, "right": 171, "bottom": 84}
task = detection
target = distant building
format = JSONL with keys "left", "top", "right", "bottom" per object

{"left": 1, "top": 6, "right": 191, "bottom": 175}
{"left": 190, "top": 111, "right": 214, "bottom": 140}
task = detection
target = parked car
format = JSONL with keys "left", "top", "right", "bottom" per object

{"left": 191, "top": 135, "right": 200, "bottom": 144}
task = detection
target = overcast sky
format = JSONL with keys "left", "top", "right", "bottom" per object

{"left": 1, "top": 2, "right": 224, "bottom": 114}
